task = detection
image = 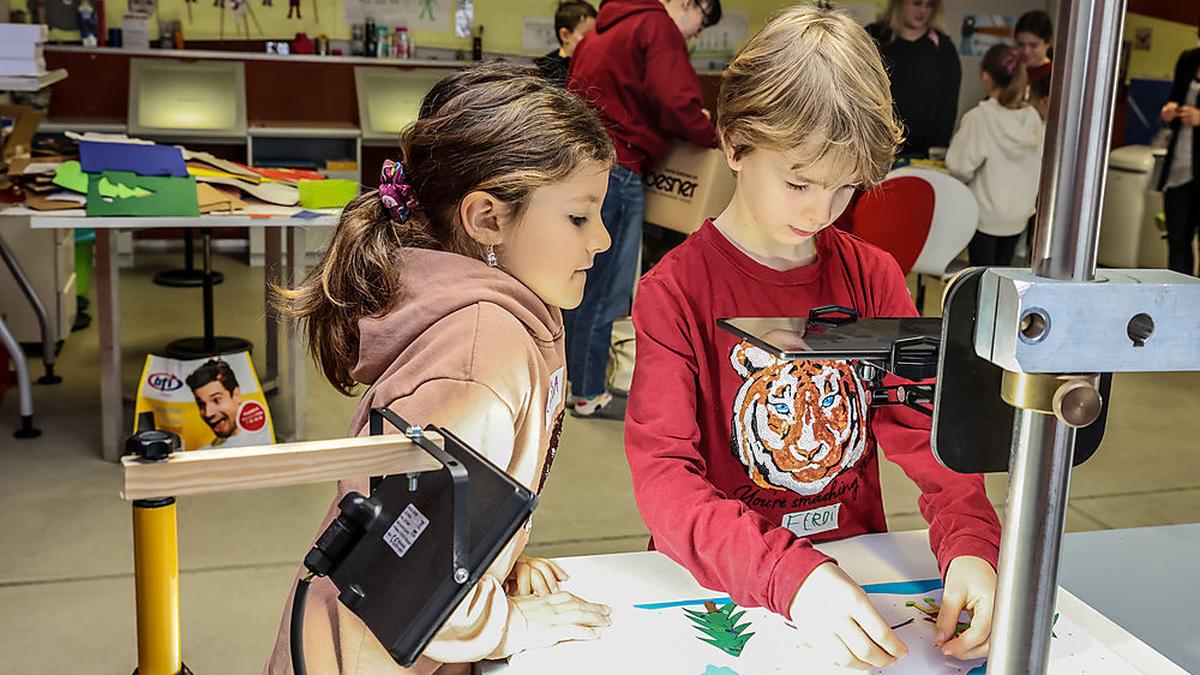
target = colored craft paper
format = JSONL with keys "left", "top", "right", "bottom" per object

{"left": 86, "top": 171, "right": 199, "bottom": 217}
{"left": 187, "top": 164, "right": 262, "bottom": 183}
{"left": 51, "top": 160, "right": 90, "bottom": 194}
{"left": 196, "top": 183, "right": 245, "bottom": 214}
{"left": 297, "top": 179, "right": 358, "bottom": 209}
{"left": 181, "top": 149, "right": 261, "bottom": 180}
{"left": 79, "top": 140, "right": 188, "bottom": 177}
{"left": 97, "top": 176, "right": 153, "bottom": 199}
{"left": 252, "top": 167, "right": 327, "bottom": 183}
{"left": 194, "top": 174, "right": 299, "bottom": 206}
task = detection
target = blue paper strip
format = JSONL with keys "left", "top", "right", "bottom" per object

{"left": 859, "top": 578, "right": 944, "bottom": 595}
{"left": 79, "top": 141, "right": 188, "bottom": 177}
{"left": 633, "top": 578, "right": 945, "bottom": 611}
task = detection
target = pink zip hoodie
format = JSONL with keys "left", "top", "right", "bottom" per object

{"left": 265, "top": 248, "right": 568, "bottom": 675}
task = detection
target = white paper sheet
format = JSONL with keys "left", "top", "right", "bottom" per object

{"left": 508, "top": 578, "right": 1143, "bottom": 674}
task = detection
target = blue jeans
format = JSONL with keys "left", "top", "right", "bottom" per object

{"left": 564, "top": 164, "right": 644, "bottom": 399}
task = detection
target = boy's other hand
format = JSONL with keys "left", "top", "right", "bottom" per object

{"left": 511, "top": 591, "right": 611, "bottom": 650}
{"left": 937, "top": 555, "right": 997, "bottom": 661}
{"left": 506, "top": 555, "right": 570, "bottom": 596}
{"left": 1162, "top": 101, "right": 1179, "bottom": 123}
{"left": 789, "top": 562, "right": 909, "bottom": 670}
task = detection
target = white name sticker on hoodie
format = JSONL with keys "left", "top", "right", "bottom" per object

{"left": 546, "top": 367, "right": 565, "bottom": 430}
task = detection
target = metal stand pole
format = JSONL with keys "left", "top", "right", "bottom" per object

{"left": 986, "top": 0, "right": 1126, "bottom": 672}
{"left": 128, "top": 429, "right": 190, "bottom": 675}
{"left": 989, "top": 411, "right": 1075, "bottom": 672}
{"left": 132, "top": 497, "right": 183, "bottom": 675}
{"left": 0, "top": 315, "right": 40, "bottom": 438}
{"left": 0, "top": 232, "right": 60, "bottom": 384}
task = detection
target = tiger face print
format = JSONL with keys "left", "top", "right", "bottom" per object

{"left": 729, "top": 341, "right": 868, "bottom": 495}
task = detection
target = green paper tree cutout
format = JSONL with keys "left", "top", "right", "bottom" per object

{"left": 684, "top": 601, "right": 756, "bottom": 657}
{"left": 906, "top": 598, "right": 970, "bottom": 635}
{"left": 97, "top": 176, "right": 154, "bottom": 202}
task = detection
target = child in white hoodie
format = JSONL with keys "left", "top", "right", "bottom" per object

{"left": 946, "top": 43, "right": 1045, "bottom": 266}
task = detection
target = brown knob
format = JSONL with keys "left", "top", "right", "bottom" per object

{"left": 1053, "top": 378, "right": 1103, "bottom": 428}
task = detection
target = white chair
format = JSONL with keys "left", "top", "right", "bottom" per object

{"left": 886, "top": 167, "right": 978, "bottom": 312}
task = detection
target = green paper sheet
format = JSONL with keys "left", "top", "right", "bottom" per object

{"left": 52, "top": 160, "right": 90, "bottom": 194}
{"left": 86, "top": 171, "right": 200, "bottom": 217}
{"left": 298, "top": 179, "right": 359, "bottom": 209}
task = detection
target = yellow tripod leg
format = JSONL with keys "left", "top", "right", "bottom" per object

{"left": 132, "top": 497, "right": 183, "bottom": 675}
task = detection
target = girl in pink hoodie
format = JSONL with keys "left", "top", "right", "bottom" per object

{"left": 266, "top": 62, "right": 615, "bottom": 674}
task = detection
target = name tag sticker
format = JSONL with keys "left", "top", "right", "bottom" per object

{"left": 546, "top": 367, "right": 565, "bottom": 430}
{"left": 782, "top": 503, "right": 841, "bottom": 538}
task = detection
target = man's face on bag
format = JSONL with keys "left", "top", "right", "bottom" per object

{"left": 193, "top": 381, "right": 241, "bottom": 438}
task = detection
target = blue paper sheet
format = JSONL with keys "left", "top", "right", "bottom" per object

{"left": 79, "top": 141, "right": 188, "bottom": 177}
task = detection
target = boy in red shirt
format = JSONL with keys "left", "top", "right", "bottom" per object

{"left": 625, "top": 6, "right": 1002, "bottom": 670}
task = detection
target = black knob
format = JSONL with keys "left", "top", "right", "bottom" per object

{"left": 125, "top": 429, "right": 182, "bottom": 461}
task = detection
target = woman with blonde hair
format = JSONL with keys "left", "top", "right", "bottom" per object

{"left": 867, "top": 0, "right": 961, "bottom": 158}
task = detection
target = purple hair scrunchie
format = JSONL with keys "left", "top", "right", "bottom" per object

{"left": 378, "top": 159, "right": 420, "bottom": 224}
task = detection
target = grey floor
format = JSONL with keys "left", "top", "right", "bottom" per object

{"left": 1, "top": 250, "right": 1198, "bottom": 674}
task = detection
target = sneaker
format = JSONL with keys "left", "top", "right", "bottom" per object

{"left": 570, "top": 392, "right": 628, "bottom": 420}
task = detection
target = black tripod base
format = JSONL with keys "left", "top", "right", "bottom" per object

{"left": 14, "top": 415, "right": 41, "bottom": 439}
{"left": 153, "top": 269, "right": 224, "bottom": 288}
{"left": 164, "top": 336, "right": 253, "bottom": 360}
{"left": 38, "top": 364, "right": 61, "bottom": 385}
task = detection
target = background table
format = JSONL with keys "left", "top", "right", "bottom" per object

{"left": 1, "top": 207, "right": 338, "bottom": 459}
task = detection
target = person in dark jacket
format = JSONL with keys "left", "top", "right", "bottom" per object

{"left": 866, "top": 0, "right": 961, "bottom": 158}
{"left": 1159, "top": 42, "right": 1200, "bottom": 276}
{"left": 565, "top": 0, "right": 721, "bottom": 418}
{"left": 534, "top": 1, "right": 597, "bottom": 87}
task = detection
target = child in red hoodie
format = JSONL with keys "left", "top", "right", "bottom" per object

{"left": 565, "top": 0, "right": 722, "bottom": 418}
{"left": 625, "top": 6, "right": 1002, "bottom": 671}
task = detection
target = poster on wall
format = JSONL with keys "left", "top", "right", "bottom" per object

{"left": 959, "top": 14, "right": 1014, "bottom": 58}
{"left": 522, "top": 17, "right": 557, "bottom": 55}
{"left": 343, "top": 0, "right": 448, "bottom": 31}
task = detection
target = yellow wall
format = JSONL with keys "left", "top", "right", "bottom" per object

{"left": 97, "top": 0, "right": 884, "bottom": 52}
{"left": 1124, "top": 12, "right": 1199, "bottom": 82}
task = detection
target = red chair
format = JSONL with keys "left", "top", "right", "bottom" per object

{"left": 847, "top": 175, "right": 936, "bottom": 275}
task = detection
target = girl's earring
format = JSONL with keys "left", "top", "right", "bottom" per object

{"left": 486, "top": 245, "right": 498, "bottom": 268}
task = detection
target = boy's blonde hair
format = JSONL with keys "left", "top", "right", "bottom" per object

{"left": 718, "top": 5, "right": 904, "bottom": 187}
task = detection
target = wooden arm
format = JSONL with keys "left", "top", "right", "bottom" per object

{"left": 121, "top": 434, "right": 444, "bottom": 501}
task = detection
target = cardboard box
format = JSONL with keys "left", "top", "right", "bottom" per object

{"left": 642, "top": 143, "right": 735, "bottom": 235}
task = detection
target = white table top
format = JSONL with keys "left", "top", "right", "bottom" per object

{"left": 483, "top": 530, "right": 1185, "bottom": 674}
{"left": 1061, "top": 524, "right": 1200, "bottom": 673}
{"left": 0, "top": 205, "right": 340, "bottom": 228}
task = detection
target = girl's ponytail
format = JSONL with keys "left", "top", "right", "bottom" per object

{"left": 982, "top": 43, "right": 1029, "bottom": 110}
{"left": 274, "top": 187, "right": 435, "bottom": 394}
{"left": 274, "top": 61, "right": 614, "bottom": 394}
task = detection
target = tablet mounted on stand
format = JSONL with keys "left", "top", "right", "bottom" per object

{"left": 292, "top": 407, "right": 537, "bottom": 670}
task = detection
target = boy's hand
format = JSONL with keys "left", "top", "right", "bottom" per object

{"left": 789, "top": 562, "right": 909, "bottom": 670}
{"left": 1162, "top": 101, "right": 1179, "bottom": 123}
{"left": 937, "top": 555, "right": 997, "bottom": 660}
{"left": 506, "top": 555, "right": 569, "bottom": 596}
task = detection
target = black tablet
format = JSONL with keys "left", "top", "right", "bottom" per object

{"left": 327, "top": 408, "right": 538, "bottom": 667}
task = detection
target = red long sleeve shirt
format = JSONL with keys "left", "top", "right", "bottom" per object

{"left": 567, "top": 0, "right": 719, "bottom": 175}
{"left": 626, "top": 220, "right": 1001, "bottom": 619}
